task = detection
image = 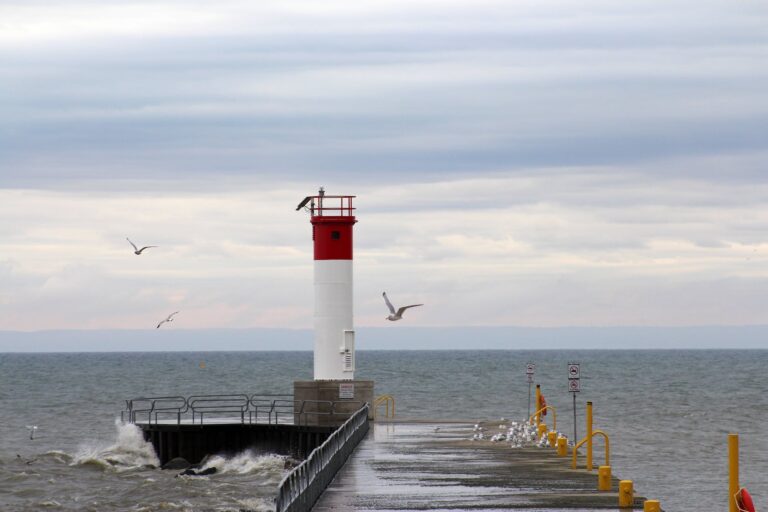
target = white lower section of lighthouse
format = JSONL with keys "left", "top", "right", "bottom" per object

{"left": 314, "top": 260, "right": 355, "bottom": 380}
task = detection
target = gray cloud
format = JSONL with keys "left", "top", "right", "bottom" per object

{"left": 2, "top": 1, "right": 768, "bottom": 331}
{"left": 2, "top": 0, "right": 767, "bottom": 188}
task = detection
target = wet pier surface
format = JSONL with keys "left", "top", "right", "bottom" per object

{"left": 313, "top": 421, "right": 644, "bottom": 511}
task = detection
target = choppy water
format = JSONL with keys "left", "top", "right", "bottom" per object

{"left": 0, "top": 350, "right": 766, "bottom": 511}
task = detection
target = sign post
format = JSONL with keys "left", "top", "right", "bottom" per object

{"left": 526, "top": 363, "right": 535, "bottom": 418}
{"left": 568, "top": 363, "right": 580, "bottom": 443}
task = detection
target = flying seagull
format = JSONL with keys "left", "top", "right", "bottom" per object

{"left": 127, "top": 237, "right": 157, "bottom": 255}
{"left": 382, "top": 292, "right": 423, "bottom": 321}
{"left": 156, "top": 311, "right": 179, "bottom": 329}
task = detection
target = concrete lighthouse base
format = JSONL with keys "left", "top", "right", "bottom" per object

{"left": 294, "top": 380, "right": 374, "bottom": 427}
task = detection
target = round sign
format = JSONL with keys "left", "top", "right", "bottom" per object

{"left": 568, "top": 364, "right": 580, "bottom": 379}
{"left": 569, "top": 379, "right": 581, "bottom": 392}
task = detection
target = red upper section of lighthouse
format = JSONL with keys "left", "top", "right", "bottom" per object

{"left": 298, "top": 192, "right": 357, "bottom": 260}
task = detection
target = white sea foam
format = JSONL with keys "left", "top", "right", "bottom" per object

{"left": 37, "top": 500, "right": 62, "bottom": 508}
{"left": 235, "top": 496, "right": 277, "bottom": 512}
{"left": 131, "top": 503, "right": 184, "bottom": 511}
{"left": 70, "top": 420, "right": 159, "bottom": 472}
{"left": 200, "top": 450, "right": 285, "bottom": 479}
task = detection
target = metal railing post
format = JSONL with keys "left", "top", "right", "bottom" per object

{"left": 572, "top": 430, "right": 609, "bottom": 469}
{"left": 586, "top": 401, "right": 593, "bottom": 471}
{"left": 528, "top": 405, "right": 556, "bottom": 431}
{"left": 729, "top": 433, "right": 739, "bottom": 512}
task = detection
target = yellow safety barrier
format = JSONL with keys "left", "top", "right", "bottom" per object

{"left": 547, "top": 430, "right": 557, "bottom": 447}
{"left": 572, "top": 430, "right": 610, "bottom": 470}
{"left": 587, "top": 401, "right": 593, "bottom": 470}
{"left": 729, "top": 433, "right": 739, "bottom": 512}
{"left": 537, "top": 423, "right": 548, "bottom": 439}
{"left": 373, "top": 394, "right": 395, "bottom": 420}
{"left": 644, "top": 500, "right": 661, "bottom": 512}
{"left": 528, "top": 405, "right": 557, "bottom": 431}
{"left": 598, "top": 465, "right": 611, "bottom": 491}
{"left": 556, "top": 436, "right": 568, "bottom": 456}
{"left": 619, "top": 480, "right": 634, "bottom": 508}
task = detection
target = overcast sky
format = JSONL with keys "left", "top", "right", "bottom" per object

{"left": 1, "top": 0, "right": 768, "bottom": 331}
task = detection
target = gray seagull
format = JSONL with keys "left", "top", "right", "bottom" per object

{"left": 382, "top": 292, "right": 423, "bottom": 321}
{"left": 127, "top": 237, "right": 157, "bottom": 255}
{"left": 156, "top": 311, "right": 179, "bottom": 329}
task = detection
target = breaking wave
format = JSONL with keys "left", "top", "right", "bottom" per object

{"left": 200, "top": 451, "right": 286, "bottom": 479}
{"left": 70, "top": 420, "right": 159, "bottom": 472}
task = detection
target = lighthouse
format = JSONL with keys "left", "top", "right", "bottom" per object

{"left": 298, "top": 188, "right": 357, "bottom": 380}
{"left": 294, "top": 188, "right": 373, "bottom": 423}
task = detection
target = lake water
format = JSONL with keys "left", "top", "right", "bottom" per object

{"left": 0, "top": 350, "right": 766, "bottom": 511}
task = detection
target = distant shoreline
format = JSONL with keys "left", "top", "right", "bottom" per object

{"left": 1, "top": 325, "right": 768, "bottom": 351}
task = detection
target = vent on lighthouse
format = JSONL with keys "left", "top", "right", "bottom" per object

{"left": 342, "top": 330, "right": 355, "bottom": 372}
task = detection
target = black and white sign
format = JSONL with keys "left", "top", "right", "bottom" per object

{"left": 527, "top": 373, "right": 534, "bottom": 383}
{"left": 568, "top": 362, "right": 580, "bottom": 393}
{"left": 526, "top": 363, "right": 535, "bottom": 375}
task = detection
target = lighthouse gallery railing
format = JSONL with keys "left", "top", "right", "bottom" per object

{"left": 275, "top": 403, "right": 369, "bottom": 512}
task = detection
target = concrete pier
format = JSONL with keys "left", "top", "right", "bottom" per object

{"left": 294, "top": 379, "right": 374, "bottom": 425}
{"left": 313, "top": 421, "right": 647, "bottom": 510}
{"left": 139, "top": 423, "right": 334, "bottom": 465}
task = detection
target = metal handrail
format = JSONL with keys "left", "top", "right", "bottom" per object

{"left": 294, "top": 400, "right": 333, "bottom": 426}
{"left": 249, "top": 395, "right": 294, "bottom": 424}
{"left": 187, "top": 394, "right": 250, "bottom": 425}
{"left": 373, "top": 394, "right": 395, "bottom": 420}
{"left": 123, "top": 394, "right": 363, "bottom": 426}
{"left": 123, "top": 396, "right": 188, "bottom": 425}
{"left": 275, "top": 404, "right": 369, "bottom": 512}
{"left": 268, "top": 399, "right": 298, "bottom": 424}
{"left": 529, "top": 405, "right": 557, "bottom": 430}
{"left": 571, "top": 429, "right": 610, "bottom": 469}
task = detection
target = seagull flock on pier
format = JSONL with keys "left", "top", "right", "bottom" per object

{"left": 470, "top": 420, "right": 563, "bottom": 449}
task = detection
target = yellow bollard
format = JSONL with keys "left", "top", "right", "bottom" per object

{"left": 557, "top": 436, "right": 567, "bottom": 456}
{"left": 586, "top": 401, "right": 593, "bottom": 471}
{"left": 597, "top": 465, "right": 611, "bottom": 491}
{"left": 547, "top": 431, "right": 557, "bottom": 447}
{"left": 729, "top": 434, "right": 739, "bottom": 512}
{"left": 537, "top": 423, "right": 548, "bottom": 439}
{"left": 619, "top": 480, "right": 633, "bottom": 508}
{"left": 644, "top": 499, "right": 661, "bottom": 512}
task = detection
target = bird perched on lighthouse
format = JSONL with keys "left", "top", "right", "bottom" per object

{"left": 382, "top": 292, "right": 423, "bottom": 321}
